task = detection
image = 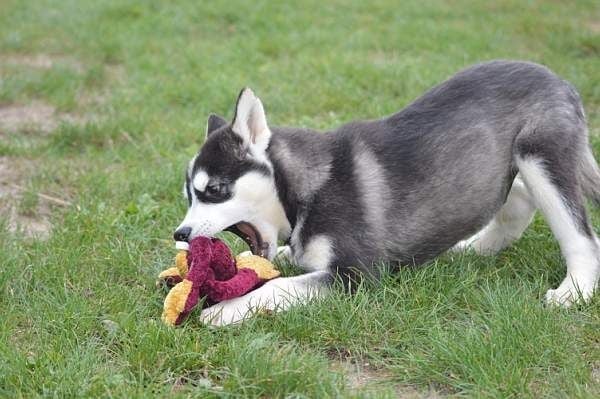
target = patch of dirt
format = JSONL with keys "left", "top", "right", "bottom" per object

{"left": 331, "top": 359, "right": 442, "bottom": 398}
{"left": 1, "top": 52, "right": 119, "bottom": 128}
{"left": 0, "top": 53, "right": 84, "bottom": 72}
{"left": 74, "top": 63, "right": 124, "bottom": 109}
{"left": 0, "top": 157, "right": 53, "bottom": 238}
{"left": 105, "top": 64, "right": 126, "bottom": 83}
{"left": 589, "top": 20, "right": 600, "bottom": 34}
{"left": 0, "top": 102, "right": 84, "bottom": 136}
{"left": 0, "top": 53, "right": 105, "bottom": 126}
{"left": 1, "top": 103, "right": 56, "bottom": 135}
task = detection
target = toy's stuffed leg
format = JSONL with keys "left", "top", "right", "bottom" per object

{"left": 156, "top": 251, "right": 188, "bottom": 288}
{"left": 162, "top": 279, "right": 195, "bottom": 326}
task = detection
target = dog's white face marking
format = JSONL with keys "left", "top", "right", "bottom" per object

{"left": 188, "top": 154, "right": 197, "bottom": 175}
{"left": 192, "top": 170, "right": 209, "bottom": 192}
{"left": 183, "top": 155, "right": 198, "bottom": 200}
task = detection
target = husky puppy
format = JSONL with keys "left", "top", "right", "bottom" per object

{"left": 174, "top": 60, "right": 600, "bottom": 326}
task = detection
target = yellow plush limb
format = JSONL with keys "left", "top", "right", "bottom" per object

{"left": 175, "top": 250, "right": 188, "bottom": 277}
{"left": 156, "top": 250, "right": 188, "bottom": 286}
{"left": 157, "top": 267, "right": 180, "bottom": 280}
{"left": 235, "top": 254, "right": 281, "bottom": 280}
{"left": 161, "top": 279, "right": 193, "bottom": 326}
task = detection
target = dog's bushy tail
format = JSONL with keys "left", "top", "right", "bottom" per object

{"left": 581, "top": 146, "right": 600, "bottom": 207}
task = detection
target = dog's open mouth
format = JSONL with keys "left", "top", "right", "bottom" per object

{"left": 226, "top": 222, "right": 270, "bottom": 258}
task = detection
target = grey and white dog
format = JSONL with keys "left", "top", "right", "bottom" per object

{"left": 175, "top": 60, "right": 600, "bottom": 326}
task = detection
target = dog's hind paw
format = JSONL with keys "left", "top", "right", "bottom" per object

{"left": 545, "top": 282, "right": 595, "bottom": 307}
{"left": 545, "top": 288, "right": 575, "bottom": 307}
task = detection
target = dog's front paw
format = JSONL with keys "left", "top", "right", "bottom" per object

{"left": 199, "top": 305, "right": 226, "bottom": 326}
{"left": 199, "top": 302, "right": 253, "bottom": 326}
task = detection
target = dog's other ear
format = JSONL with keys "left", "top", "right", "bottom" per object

{"left": 206, "top": 114, "right": 228, "bottom": 137}
{"left": 231, "top": 87, "right": 271, "bottom": 151}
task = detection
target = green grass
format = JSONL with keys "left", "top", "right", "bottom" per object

{"left": 1, "top": 0, "right": 599, "bottom": 397}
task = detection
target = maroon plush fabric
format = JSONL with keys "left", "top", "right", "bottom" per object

{"left": 186, "top": 237, "right": 216, "bottom": 285}
{"left": 176, "top": 286, "right": 199, "bottom": 325}
{"left": 204, "top": 268, "right": 260, "bottom": 302}
{"left": 172, "top": 236, "right": 266, "bottom": 325}
{"left": 209, "top": 238, "right": 237, "bottom": 281}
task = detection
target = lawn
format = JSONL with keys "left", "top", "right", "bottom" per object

{"left": 1, "top": 0, "right": 599, "bottom": 397}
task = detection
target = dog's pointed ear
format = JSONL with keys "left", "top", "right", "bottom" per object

{"left": 206, "top": 113, "right": 228, "bottom": 137}
{"left": 231, "top": 87, "right": 271, "bottom": 151}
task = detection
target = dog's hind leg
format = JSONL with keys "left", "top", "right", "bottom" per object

{"left": 514, "top": 121, "right": 600, "bottom": 305}
{"left": 453, "top": 175, "right": 537, "bottom": 255}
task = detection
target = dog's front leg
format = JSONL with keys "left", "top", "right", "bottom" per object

{"left": 199, "top": 270, "right": 331, "bottom": 326}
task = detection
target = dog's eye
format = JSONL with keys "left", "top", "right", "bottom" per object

{"left": 194, "top": 181, "right": 230, "bottom": 203}
{"left": 206, "top": 184, "right": 220, "bottom": 195}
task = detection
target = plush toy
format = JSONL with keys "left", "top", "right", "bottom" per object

{"left": 157, "top": 236, "right": 280, "bottom": 326}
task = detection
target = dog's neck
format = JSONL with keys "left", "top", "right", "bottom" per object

{"left": 267, "top": 127, "right": 333, "bottom": 231}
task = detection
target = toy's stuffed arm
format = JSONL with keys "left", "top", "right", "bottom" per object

{"left": 203, "top": 268, "right": 261, "bottom": 302}
{"left": 208, "top": 239, "right": 238, "bottom": 281}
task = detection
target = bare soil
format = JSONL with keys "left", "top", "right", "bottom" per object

{"left": 0, "top": 53, "right": 84, "bottom": 72}
{"left": 330, "top": 359, "right": 442, "bottom": 398}
{"left": 0, "top": 103, "right": 59, "bottom": 135}
{"left": 0, "top": 157, "right": 52, "bottom": 238}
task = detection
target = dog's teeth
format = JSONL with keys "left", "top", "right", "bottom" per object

{"left": 175, "top": 241, "right": 189, "bottom": 251}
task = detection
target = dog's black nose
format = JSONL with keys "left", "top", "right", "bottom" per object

{"left": 173, "top": 226, "right": 192, "bottom": 242}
